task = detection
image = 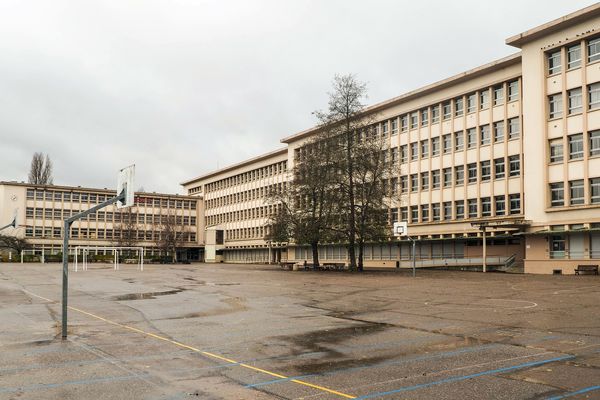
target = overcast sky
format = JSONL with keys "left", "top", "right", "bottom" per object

{"left": 0, "top": 0, "right": 596, "bottom": 194}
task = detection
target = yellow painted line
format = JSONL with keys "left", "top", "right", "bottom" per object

{"left": 22, "top": 289, "right": 356, "bottom": 399}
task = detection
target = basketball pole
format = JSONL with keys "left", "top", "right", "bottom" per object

{"left": 62, "top": 189, "right": 126, "bottom": 339}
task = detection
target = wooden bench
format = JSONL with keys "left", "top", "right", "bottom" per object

{"left": 575, "top": 265, "right": 599, "bottom": 275}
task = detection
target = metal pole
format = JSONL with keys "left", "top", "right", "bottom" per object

{"left": 411, "top": 237, "right": 416, "bottom": 278}
{"left": 140, "top": 248, "right": 144, "bottom": 271}
{"left": 62, "top": 220, "right": 70, "bottom": 339}
{"left": 482, "top": 227, "right": 487, "bottom": 273}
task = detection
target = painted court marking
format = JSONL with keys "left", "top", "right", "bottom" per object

{"left": 21, "top": 289, "right": 356, "bottom": 399}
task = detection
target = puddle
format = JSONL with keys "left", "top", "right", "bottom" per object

{"left": 112, "top": 289, "right": 185, "bottom": 301}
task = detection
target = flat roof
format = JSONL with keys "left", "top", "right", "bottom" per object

{"left": 0, "top": 181, "right": 196, "bottom": 199}
{"left": 180, "top": 147, "right": 288, "bottom": 186}
{"left": 280, "top": 53, "right": 521, "bottom": 144}
{"left": 506, "top": 3, "right": 600, "bottom": 48}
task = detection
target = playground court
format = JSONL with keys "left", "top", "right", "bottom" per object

{"left": 1, "top": 263, "right": 600, "bottom": 399}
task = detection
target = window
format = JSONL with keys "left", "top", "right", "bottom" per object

{"left": 400, "top": 145, "right": 408, "bottom": 162}
{"left": 421, "top": 205, "right": 430, "bottom": 221}
{"left": 391, "top": 118, "right": 398, "bottom": 135}
{"left": 432, "top": 203, "right": 441, "bottom": 221}
{"left": 421, "top": 109, "right": 429, "bottom": 126}
{"left": 443, "top": 202, "right": 452, "bottom": 220}
{"left": 467, "top": 93, "right": 477, "bottom": 113}
{"left": 443, "top": 134, "right": 452, "bottom": 154}
{"left": 401, "top": 115, "right": 408, "bottom": 131}
{"left": 432, "top": 170, "right": 441, "bottom": 189}
{"left": 410, "top": 113, "right": 418, "bottom": 129}
{"left": 455, "top": 166, "right": 464, "bottom": 185}
{"left": 467, "top": 163, "right": 477, "bottom": 183}
{"left": 467, "top": 128, "right": 477, "bottom": 148}
{"left": 431, "top": 105, "right": 440, "bottom": 123}
{"left": 508, "top": 117, "right": 520, "bottom": 139}
{"left": 401, "top": 207, "right": 408, "bottom": 221}
{"left": 390, "top": 208, "right": 398, "bottom": 223}
{"left": 390, "top": 177, "right": 398, "bottom": 195}
{"left": 550, "top": 182, "right": 564, "bottom": 207}
{"left": 455, "top": 97, "right": 464, "bottom": 117}
{"left": 493, "top": 86, "right": 504, "bottom": 106}
{"left": 509, "top": 194, "right": 521, "bottom": 214}
{"left": 410, "top": 174, "right": 418, "bottom": 192}
{"left": 548, "top": 93, "right": 563, "bottom": 118}
{"left": 410, "top": 142, "right": 419, "bottom": 160}
{"left": 400, "top": 175, "right": 408, "bottom": 193}
{"left": 494, "top": 157, "right": 505, "bottom": 179}
{"left": 570, "top": 180, "right": 584, "bottom": 205}
{"left": 568, "top": 88, "right": 582, "bottom": 114}
{"left": 421, "top": 172, "right": 429, "bottom": 190}
{"left": 480, "top": 124, "right": 490, "bottom": 145}
{"left": 569, "top": 133, "right": 584, "bottom": 160}
{"left": 455, "top": 131, "right": 464, "bottom": 151}
{"left": 382, "top": 121, "right": 389, "bottom": 136}
{"left": 431, "top": 137, "right": 440, "bottom": 156}
{"left": 481, "top": 197, "right": 492, "bottom": 217}
{"left": 443, "top": 102, "right": 451, "bottom": 120}
{"left": 455, "top": 200, "right": 465, "bottom": 219}
{"left": 480, "top": 90, "right": 489, "bottom": 110}
{"left": 590, "top": 130, "right": 600, "bottom": 157}
{"left": 591, "top": 178, "right": 600, "bottom": 204}
{"left": 480, "top": 161, "right": 491, "bottom": 181}
{"left": 495, "top": 195, "right": 505, "bottom": 215}
{"left": 508, "top": 80, "right": 519, "bottom": 102}
{"left": 567, "top": 44, "right": 581, "bottom": 69}
{"left": 588, "top": 37, "right": 600, "bottom": 63}
{"left": 443, "top": 168, "right": 452, "bottom": 187}
{"left": 421, "top": 139, "right": 429, "bottom": 158}
{"left": 468, "top": 199, "right": 478, "bottom": 218}
{"left": 391, "top": 147, "right": 399, "bottom": 163}
{"left": 549, "top": 139, "right": 564, "bottom": 163}
{"left": 411, "top": 206, "right": 418, "bottom": 222}
{"left": 493, "top": 121, "right": 504, "bottom": 142}
{"left": 547, "top": 50, "right": 561, "bottom": 74}
{"left": 509, "top": 155, "right": 520, "bottom": 176}
{"left": 589, "top": 83, "right": 600, "bottom": 110}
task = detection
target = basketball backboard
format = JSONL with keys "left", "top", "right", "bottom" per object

{"left": 393, "top": 221, "right": 408, "bottom": 237}
{"left": 117, "top": 164, "right": 135, "bottom": 208}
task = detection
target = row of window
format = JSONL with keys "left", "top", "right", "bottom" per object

{"left": 550, "top": 177, "right": 600, "bottom": 207}
{"left": 25, "top": 189, "right": 197, "bottom": 209}
{"left": 205, "top": 203, "right": 282, "bottom": 226}
{"left": 25, "top": 208, "right": 196, "bottom": 225}
{"left": 548, "top": 83, "right": 600, "bottom": 118}
{"left": 205, "top": 182, "right": 286, "bottom": 209}
{"left": 24, "top": 227, "right": 197, "bottom": 242}
{"left": 547, "top": 37, "right": 600, "bottom": 75}
{"left": 394, "top": 155, "right": 520, "bottom": 193}
{"left": 391, "top": 193, "right": 522, "bottom": 224}
{"left": 204, "top": 161, "right": 288, "bottom": 193}
{"left": 396, "top": 118, "right": 520, "bottom": 162}
{"left": 226, "top": 226, "right": 271, "bottom": 241}
{"left": 549, "top": 130, "right": 600, "bottom": 163}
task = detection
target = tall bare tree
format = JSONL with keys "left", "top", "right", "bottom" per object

{"left": 155, "top": 211, "right": 186, "bottom": 262}
{"left": 28, "top": 152, "right": 53, "bottom": 185}
{"left": 114, "top": 207, "right": 138, "bottom": 252}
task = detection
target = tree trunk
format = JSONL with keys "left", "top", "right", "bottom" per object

{"left": 346, "top": 129, "right": 357, "bottom": 271}
{"left": 357, "top": 239, "right": 364, "bottom": 271}
{"left": 311, "top": 241, "right": 320, "bottom": 267}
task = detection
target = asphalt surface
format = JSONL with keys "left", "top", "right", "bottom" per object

{"left": 1, "top": 263, "right": 600, "bottom": 399}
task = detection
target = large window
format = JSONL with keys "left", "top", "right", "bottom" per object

{"left": 591, "top": 178, "right": 600, "bottom": 204}
{"left": 550, "top": 235, "right": 566, "bottom": 259}
{"left": 421, "top": 109, "right": 428, "bottom": 127}
{"left": 547, "top": 50, "right": 561, "bottom": 74}
{"left": 493, "top": 121, "right": 504, "bottom": 142}
{"left": 421, "top": 172, "right": 429, "bottom": 191}
{"left": 455, "top": 97, "right": 464, "bottom": 117}
{"left": 410, "top": 113, "right": 418, "bottom": 129}
{"left": 411, "top": 142, "right": 419, "bottom": 160}
{"left": 589, "top": 83, "right": 600, "bottom": 110}
{"left": 467, "top": 93, "right": 476, "bottom": 113}
{"left": 410, "top": 174, "right": 418, "bottom": 192}
{"left": 432, "top": 203, "right": 441, "bottom": 221}
{"left": 455, "top": 200, "right": 465, "bottom": 219}
{"left": 432, "top": 170, "right": 440, "bottom": 189}
{"left": 567, "top": 44, "right": 581, "bottom": 69}
{"left": 443, "top": 168, "right": 452, "bottom": 187}
{"left": 467, "top": 163, "right": 477, "bottom": 183}
{"left": 421, "top": 204, "right": 429, "bottom": 221}
{"left": 549, "top": 93, "right": 563, "bottom": 119}
{"left": 494, "top": 157, "right": 505, "bottom": 179}
{"left": 443, "top": 134, "right": 452, "bottom": 154}
{"left": 569, "top": 133, "right": 584, "bottom": 160}
{"left": 480, "top": 90, "right": 489, "bottom": 110}
{"left": 549, "top": 139, "right": 564, "bottom": 163}
{"left": 468, "top": 199, "right": 478, "bottom": 218}
{"left": 570, "top": 180, "right": 584, "bottom": 205}
{"left": 431, "top": 106, "right": 440, "bottom": 123}
{"left": 568, "top": 88, "right": 582, "bottom": 114}
{"left": 443, "top": 202, "right": 452, "bottom": 220}
{"left": 480, "top": 161, "right": 491, "bottom": 181}
{"left": 421, "top": 139, "right": 429, "bottom": 158}
{"left": 509, "top": 194, "right": 521, "bottom": 214}
{"left": 508, "top": 117, "right": 520, "bottom": 139}
{"left": 495, "top": 195, "right": 505, "bottom": 215}
{"left": 509, "top": 155, "right": 520, "bottom": 177}
{"left": 481, "top": 197, "right": 492, "bottom": 217}
{"left": 443, "top": 102, "right": 452, "bottom": 120}
{"left": 467, "top": 128, "right": 477, "bottom": 149}
{"left": 493, "top": 86, "right": 504, "bottom": 106}
{"left": 455, "top": 131, "right": 464, "bottom": 151}
{"left": 508, "top": 80, "right": 519, "bottom": 102}
{"left": 431, "top": 136, "right": 440, "bottom": 156}
{"left": 591, "top": 130, "right": 600, "bottom": 157}
{"left": 588, "top": 37, "right": 600, "bottom": 63}
{"left": 455, "top": 166, "right": 465, "bottom": 185}
{"left": 550, "top": 182, "right": 564, "bottom": 207}
{"left": 401, "top": 115, "right": 408, "bottom": 131}
{"left": 480, "top": 124, "right": 490, "bottom": 145}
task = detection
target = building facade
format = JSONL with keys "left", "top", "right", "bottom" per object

{"left": 0, "top": 182, "right": 204, "bottom": 261}
{"left": 182, "top": 4, "right": 600, "bottom": 274}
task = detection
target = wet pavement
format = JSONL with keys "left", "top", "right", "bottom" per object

{"left": 1, "top": 263, "right": 600, "bottom": 399}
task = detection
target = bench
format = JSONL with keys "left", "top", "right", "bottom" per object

{"left": 279, "top": 262, "right": 295, "bottom": 270}
{"left": 575, "top": 265, "right": 599, "bottom": 275}
{"left": 322, "top": 262, "right": 346, "bottom": 271}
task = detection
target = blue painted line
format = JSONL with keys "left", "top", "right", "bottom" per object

{"left": 0, "top": 374, "right": 145, "bottom": 393}
{"left": 245, "top": 343, "right": 499, "bottom": 388}
{"left": 546, "top": 385, "right": 600, "bottom": 399}
{"left": 353, "top": 355, "right": 574, "bottom": 400}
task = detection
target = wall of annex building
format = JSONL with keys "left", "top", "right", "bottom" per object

{"left": 520, "top": 13, "right": 600, "bottom": 228}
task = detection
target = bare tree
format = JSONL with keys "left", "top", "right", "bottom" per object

{"left": 114, "top": 207, "right": 138, "bottom": 252}
{"left": 0, "top": 234, "right": 29, "bottom": 255}
{"left": 28, "top": 152, "right": 53, "bottom": 185}
{"left": 155, "top": 211, "right": 185, "bottom": 263}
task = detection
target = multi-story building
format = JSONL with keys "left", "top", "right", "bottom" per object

{"left": 182, "top": 4, "right": 600, "bottom": 274}
{"left": 0, "top": 181, "right": 204, "bottom": 261}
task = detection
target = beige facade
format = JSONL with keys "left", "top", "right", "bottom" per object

{"left": 183, "top": 4, "right": 600, "bottom": 274}
{"left": 0, "top": 182, "right": 204, "bottom": 261}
